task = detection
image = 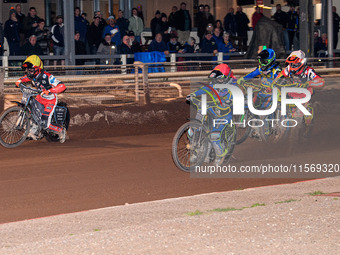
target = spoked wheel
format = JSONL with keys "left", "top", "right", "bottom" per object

{"left": 0, "top": 106, "right": 30, "bottom": 148}
{"left": 172, "top": 121, "right": 209, "bottom": 172}
{"left": 235, "top": 110, "right": 252, "bottom": 145}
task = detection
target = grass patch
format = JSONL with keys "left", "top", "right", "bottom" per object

{"left": 94, "top": 229, "right": 101, "bottom": 232}
{"left": 308, "top": 191, "right": 326, "bottom": 196}
{"left": 186, "top": 210, "right": 204, "bottom": 216}
{"left": 274, "top": 199, "right": 298, "bottom": 204}
{"left": 334, "top": 198, "right": 338, "bottom": 200}
{"left": 211, "top": 207, "right": 242, "bottom": 212}
{"left": 250, "top": 203, "right": 265, "bottom": 208}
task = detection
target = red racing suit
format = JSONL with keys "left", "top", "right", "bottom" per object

{"left": 16, "top": 70, "right": 66, "bottom": 132}
{"left": 274, "top": 65, "right": 325, "bottom": 98}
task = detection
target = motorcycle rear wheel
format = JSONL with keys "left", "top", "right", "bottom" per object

{"left": 0, "top": 106, "right": 30, "bottom": 148}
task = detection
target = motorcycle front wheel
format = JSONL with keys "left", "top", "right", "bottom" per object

{"left": 172, "top": 121, "right": 209, "bottom": 172}
{"left": 0, "top": 106, "right": 30, "bottom": 148}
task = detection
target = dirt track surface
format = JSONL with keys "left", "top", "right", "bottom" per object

{"left": 0, "top": 89, "right": 339, "bottom": 224}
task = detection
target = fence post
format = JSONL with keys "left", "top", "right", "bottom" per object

{"left": 3, "top": 56, "right": 8, "bottom": 78}
{"left": 170, "top": 53, "right": 176, "bottom": 72}
{"left": 217, "top": 52, "right": 223, "bottom": 64}
{"left": 142, "top": 64, "right": 150, "bottom": 105}
{"left": 0, "top": 67, "right": 4, "bottom": 113}
{"left": 121, "top": 54, "right": 127, "bottom": 74}
{"left": 134, "top": 63, "right": 139, "bottom": 102}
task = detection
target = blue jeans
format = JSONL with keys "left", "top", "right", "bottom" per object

{"left": 53, "top": 45, "right": 64, "bottom": 55}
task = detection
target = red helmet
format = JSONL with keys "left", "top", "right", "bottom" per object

{"left": 208, "top": 64, "right": 235, "bottom": 83}
{"left": 285, "top": 50, "right": 307, "bottom": 75}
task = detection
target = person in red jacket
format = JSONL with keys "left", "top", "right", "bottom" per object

{"left": 16, "top": 55, "right": 67, "bottom": 142}
{"left": 252, "top": 6, "right": 263, "bottom": 29}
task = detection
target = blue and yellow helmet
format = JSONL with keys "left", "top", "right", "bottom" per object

{"left": 257, "top": 48, "right": 276, "bottom": 72}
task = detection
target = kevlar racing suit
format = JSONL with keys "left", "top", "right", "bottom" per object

{"left": 16, "top": 70, "right": 66, "bottom": 132}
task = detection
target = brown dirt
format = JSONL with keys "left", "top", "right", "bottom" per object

{"left": 0, "top": 89, "right": 338, "bottom": 224}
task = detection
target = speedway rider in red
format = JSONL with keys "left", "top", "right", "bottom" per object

{"left": 16, "top": 55, "right": 67, "bottom": 142}
{"left": 274, "top": 50, "right": 324, "bottom": 123}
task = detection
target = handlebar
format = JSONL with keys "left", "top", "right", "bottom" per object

{"left": 19, "top": 83, "right": 42, "bottom": 95}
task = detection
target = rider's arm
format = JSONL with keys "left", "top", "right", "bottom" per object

{"left": 47, "top": 74, "right": 66, "bottom": 94}
{"left": 15, "top": 76, "right": 31, "bottom": 87}
{"left": 307, "top": 69, "right": 325, "bottom": 88}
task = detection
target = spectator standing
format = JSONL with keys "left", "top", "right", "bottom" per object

{"left": 34, "top": 19, "right": 51, "bottom": 55}
{"left": 160, "top": 13, "right": 170, "bottom": 43}
{"left": 116, "top": 10, "right": 129, "bottom": 36}
{"left": 168, "top": 6, "right": 178, "bottom": 28}
{"left": 128, "top": 31, "right": 142, "bottom": 53}
{"left": 273, "top": 4, "right": 289, "bottom": 51}
{"left": 128, "top": 8, "right": 144, "bottom": 43}
{"left": 51, "top": 15, "right": 64, "bottom": 65}
{"left": 196, "top": 4, "right": 206, "bottom": 40}
{"left": 252, "top": 6, "right": 263, "bottom": 29}
{"left": 167, "top": 34, "right": 183, "bottom": 53}
{"left": 87, "top": 15, "right": 102, "bottom": 54}
{"left": 235, "top": 6, "right": 249, "bottom": 49}
{"left": 287, "top": 5, "right": 298, "bottom": 50}
{"left": 224, "top": 8, "right": 237, "bottom": 37}
{"left": 215, "top": 20, "right": 224, "bottom": 34}
{"left": 174, "top": 2, "right": 192, "bottom": 45}
{"left": 148, "top": 33, "right": 169, "bottom": 54}
{"left": 102, "top": 15, "right": 122, "bottom": 46}
{"left": 74, "top": 31, "right": 86, "bottom": 65}
{"left": 4, "top": 8, "right": 21, "bottom": 56}
{"left": 74, "top": 7, "right": 88, "bottom": 43}
{"left": 23, "top": 7, "right": 40, "bottom": 39}
{"left": 204, "top": 5, "right": 215, "bottom": 29}
{"left": 97, "top": 33, "right": 117, "bottom": 64}
{"left": 314, "top": 31, "right": 322, "bottom": 56}
{"left": 81, "top": 13, "right": 90, "bottom": 27}
{"left": 333, "top": 6, "right": 340, "bottom": 49}
{"left": 200, "top": 31, "right": 218, "bottom": 54}
{"left": 94, "top": 11, "right": 107, "bottom": 32}
{"left": 137, "top": 4, "right": 145, "bottom": 25}
{"left": 151, "top": 10, "right": 162, "bottom": 38}
{"left": 15, "top": 4, "right": 25, "bottom": 46}
{"left": 21, "top": 35, "right": 43, "bottom": 55}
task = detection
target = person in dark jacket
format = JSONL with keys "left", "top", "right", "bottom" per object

{"left": 119, "top": 35, "right": 134, "bottom": 65}
{"left": 51, "top": 16, "right": 64, "bottom": 55}
{"left": 174, "top": 2, "right": 192, "bottom": 45}
{"left": 137, "top": 4, "right": 145, "bottom": 25}
{"left": 224, "top": 8, "right": 237, "bottom": 36}
{"left": 148, "top": 33, "right": 169, "bottom": 54}
{"left": 287, "top": 5, "right": 298, "bottom": 50}
{"left": 23, "top": 7, "right": 40, "bottom": 39}
{"left": 4, "top": 8, "right": 21, "bottom": 56}
{"left": 116, "top": 10, "right": 129, "bottom": 36}
{"left": 74, "top": 31, "right": 86, "bottom": 65}
{"left": 204, "top": 5, "right": 215, "bottom": 29}
{"left": 168, "top": 6, "right": 178, "bottom": 28}
{"left": 160, "top": 13, "right": 170, "bottom": 43}
{"left": 127, "top": 31, "right": 141, "bottom": 53}
{"left": 0, "top": 22, "right": 4, "bottom": 56}
{"left": 87, "top": 15, "right": 102, "bottom": 54}
{"left": 74, "top": 7, "right": 87, "bottom": 43}
{"left": 333, "top": 6, "right": 340, "bottom": 49}
{"left": 196, "top": 4, "right": 205, "bottom": 39}
{"left": 34, "top": 19, "right": 50, "bottom": 55}
{"left": 94, "top": 11, "right": 107, "bottom": 32}
{"left": 167, "top": 34, "right": 183, "bottom": 53}
{"left": 151, "top": 10, "right": 162, "bottom": 38}
{"left": 15, "top": 4, "right": 25, "bottom": 46}
{"left": 21, "top": 35, "right": 43, "bottom": 55}
{"left": 235, "top": 6, "right": 249, "bottom": 49}
{"left": 200, "top": 31, "right": 218, "bottom": 54}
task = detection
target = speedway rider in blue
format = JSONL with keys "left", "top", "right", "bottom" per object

{"left": 187, "top": 64, "right": 237, "bottom": 165}
{"left": 237, "top": 48, "right": 281, "bottom": 109}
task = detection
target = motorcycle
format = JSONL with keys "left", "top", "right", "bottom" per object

{"left": 0, "top": 83, "right": 70, "bottom": 148}
{"left": 171, "top": 87, "right": 237, "bottom": 172}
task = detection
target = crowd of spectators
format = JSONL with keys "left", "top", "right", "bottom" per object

{"left": 0, "top": 2, "right": 339, "bottom": 65}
